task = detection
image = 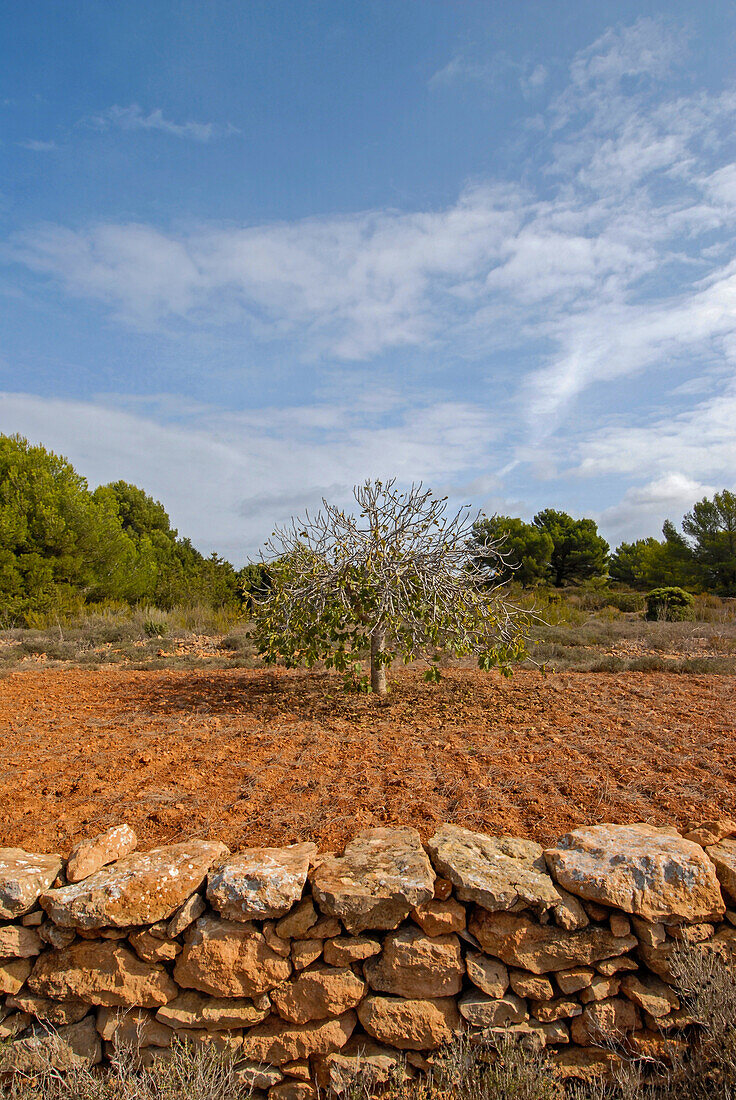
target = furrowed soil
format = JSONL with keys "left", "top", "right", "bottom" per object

{"left": 1, "top": 667, "right": 734, "bottom": 855}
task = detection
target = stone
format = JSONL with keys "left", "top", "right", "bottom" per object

{"left": 554, "top": 1048, "right": 620, "bottom": 1081}
{"left": 270, "top": 964, "right": 366, "bottom": 1024}
{"left": 207, "top": 843, "right": 316, "bottom": 921}
{"left": 167, "top": 893, "right": 206, "bottom": 938}
{"left": 472, "top": 1022, "right": 545, "bottom": 1054}
{"left": 620, "top": 974, "right": 680, "bottom": 1018}
{"left": 28, "top": 940, "right": 177, "bottom": 1007}
{"left": 636, "top": 941, "right": 679, "bottom": 983}
{"left": 671, "top": 922, "right": 714, "bottom": 944}
{"left": 556, "top": 967, "right": 594, "bottom": 994}
{"left": 40, "top": 841, "right": 229, "bottom": 929}
{"left": 642, "top": 1007, "right": 696, "bottom": 1032}
{"left": 545, "top": 824, "right": 725, "bottom": 924}
{"left": 311, "top": 826, "right": 435, "bottom": 934}
{"left": 570, "top": 998, "right": 639, "bottom": 1046}
{"left": 632, "top": 917, "right": 666, "bottom": 947}
{"left": 269, "top": 1084, "right": 317, "bottom": 1100}
{"left": 0, "top": 958, "right": 33, "bottom": 994}
{"left": 3, "top": 1017, "right": 101, "bottom": 1072}
{"left": 469, "top": 910, "right": 637, "bottom": 974}
{"left": 234, "top": 1063, "right": 284, "bottom": 1090}
{"left": 39, "top": 921, "right": 76, "bottom": 949}
{"left": 465, "top": 952, "right": 509, "bottom": 997}
{"left": 0, "top": 849, "right": 63, "bottom": 919}
{"left": 580, "top": 976, "right": 620, "bottom": 1003}
{"left": 427, "top": 825, "right": 559, "bottom": 912}
{"left": 241, "top": 1011, "right": 357, "bottom": 1064}
{"left": 0, "top": 924, "right": 43, "bottom": 957}
{"left": 541, "top": 1020, "right": 569, "bottom": 1045}
{"left": 156, "top": 990, "right": 269, "bottom": 1028}
{"left": 358, "top": 995, "right": 461, "bottom": 1050}
{"left": 305, "top": 916, "right": 342, "bottom": 940}
{"left": 553, "top": 889, "right": 589, "bottom": 932}
{"left": 583, "top": 901, "right": 610, "bottom": 922}
{"left": 530, "top": 998, "right": 582, "bottom": 1022}
{"left": 96, "top": 1006, "right": 173, "bottom": 1047}
{"left": 277, "top": 898, "right": 318, "bottom": 940}
{"left": 65, "top": 824, "right": 138, "bottom": 882}
{"left": 21, "top": 911, "right": 44, "bottom": 927}
{"left": 263, "top": 922, "right": 292, "bottom": 957}
{"left": 313, "top": 1039, "right": 403, "bottom": 1095}
{"left": 596, "top": 955, "right": 638, "bottom": 976}
{"left": 363, "top": 927, "right": 464, "bottom": 999}
{"left": 509, "top": 970, "right": 554, "bottom": 1000}
{"left": 0, "top": 1012, "right": 31, "bottom": 1040}
{"left": 172, "top": 1028, "right": 242, "bottom": 1051}
{"left": 411, "top": 898, "right": 466, "bottom": 936}
{"left": 707, "top": 839, "right": 736, "bottom": 904}
{"left": 174, "top": 915, "right": 292, "bottom": 997}
{"left": 684, "top": 819, "right": 736, "bottom": 847}
{"left": 458, "top": 991, "right": 527, "bottom": 1027}
{"left": 129, "top": 929, "right": 181, "bottom": 964}
{"left": 281, "top": 1059, "right": 311, "bottom": 1081}
{"left": 6, "top": 991, "right": 89, "bottom": 1025}
{"left": 291, "top": 939, "right": 322, "bottom": 970}
{"left": 323, "top": 935, "right": 381, "bottom": 967}
{"left": 610, "top": 914, "right": 631, "bottom": 938}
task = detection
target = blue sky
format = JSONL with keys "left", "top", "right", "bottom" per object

{"left": 2, "top": 2, "right": 735, "bottom": 563}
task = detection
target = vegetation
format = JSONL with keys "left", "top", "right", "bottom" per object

{"left": 471, "top": 510, "right": 609, "bottom": 589}
{"left": 250, "top": 479, "right": 529, "bottom": 695}
{"left": 645, "top": 586, "right": 696, "bottom": 622}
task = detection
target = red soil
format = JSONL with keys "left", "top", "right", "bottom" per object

{"left": 1, "top": 667, "right": 734, "bottom": 855}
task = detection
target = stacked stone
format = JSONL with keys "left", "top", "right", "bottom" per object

{"left": 1, "top": 818, "right": 735, "bottom": 1098}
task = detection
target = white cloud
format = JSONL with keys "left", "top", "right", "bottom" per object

{"left": 84, "top": 104, "right": 238, "bottom": 142}
{"left": 598, "top": 474, "right": 719, "bottom": 543}
{"left": 19, "top": 139, "right": 57, "bottom": 152}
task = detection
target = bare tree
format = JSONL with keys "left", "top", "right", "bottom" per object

{"left": 250, "top": 479, "right": 528, "bottom": 696}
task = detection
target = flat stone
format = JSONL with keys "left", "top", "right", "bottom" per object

{"left": 632, "top": 917, "right": 666, "bottom": 947}
{"left": 269, "top": 1084, "right": 317, "bottom": 1100}
{"left": 556, "top": 967, "right": 595, "bottom": 994}
{"left": 207, "top": 843, "right": 316, "bottom": 921}
{"left": 2, "top": 1017, "right": 101, "bottom": 1072}
{"left": 596, "top": 955, "right": 638, "bottom": 976}
{"left": 469, "top": 909, "right": 637, "bottom": 974}
{"left": 234, "top": 1063, "right": 284, "bottom": 1090}
{"left": 509, "top": 969, "right": 554, "bottom": 1001}
{"left": 363, "top": 926, "right": 464, "bottom": 999}
{"left": 570, "top": 997, "right": 639, "bottom": 1046}
{"left": 545, "top": 824, "right": 725, "bottom": 924}
{"left": 531, "top": 998, "right": 582, "bottom": 1022}
{"left": 6, "top": 990, "right": 90, "bottom": 1025}
{"left": 96, "top": 1006, "right": 173, "bottom": 1047}
{"left": 241, "top": 1011, "right": 357, "bottom": 1064}
{"left": 167, "top": 893, "right": 206, "bottom": 938}
{"left": 313, "top": 1038, "right": 404, "bottom": 1095}
{"left": 172, "top": 1028, "right": 242, "bottom": 1051}
{"left": 358, "top": 995, "right": 461, "bottom": 1050}
{"left": 458, "top": 990, "right": 527, "bottom": 1027}
{"left": 0, "top": 1012, "right": 31, "bottom": 1040}
{"left": 707, "top": 839, "right": 736, "bottom": 904}
{"left": 291, "top": 939, "right": 322, "bottom": 970}
{"left": 66, "top": 824, "right": 138, "bottom": 883}
{"left": 465, "top": 952, "right": 509, "bottom": 997}
{"left": 0, "top": 958, "right": 33, "bottom": 994}
{"left": 271, "top": 964, "right": 366, "bottom": 1023}
{"left": 40, "top": 840, "right": 229, "bottom": 929}
{"left": 610, "top": 914, "right": 631, "bottom": 938}
{"left": 310, "top": 827, "right": 434, "bottom": 933}
{"left": 620, "top": 974, "right": 680, "bottom": 1018}
{"left": 0, "top": 924, "right": 43, "bottom": 957}
{"left": 174, "top": 914, "right": 292, "bottom": 997}
{"left": 0, "top": 849, "right": 63, "bottom": 919}
{"left": 281, "top": 1058, "right": 311, "bottom": 1081}
{"left": 28, "top": 940, "right": 177, "bottom": 1007}
{"left": 684, "top": 819, "right": 736, "bottom": 847}
{"left": 276, "top": 898, "right": 318, "bottom": 940}
{"left": 39, "top": 921, "right": 76, "bottom": 949}
{"left": 411, "top": 898, "right": 466, "bottom": 936}
{"left": 156, "top": 989, "right": 269, "bottom": 1028}
{"left": 427, "top": 825, "right": 559, "bottom": 912}
{"left": 129, "top": 928, "right": 181, "bottom": 964}
{"left": 323, "top": 935, "right": 381, "bottom": 967}
{"left": 553, "top": 889, "right": 589, "bottom": 931}
{"left": 580, "top": 976, "right": 620, "bottom": 1003}
{"left": 554, "top": 1048, "right": 620, "bottom": 1081}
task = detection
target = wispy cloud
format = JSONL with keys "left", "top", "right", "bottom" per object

{"left": 429, "top": 50, "right": 547, "bottom": 98}
{"left": 18, "top": 139, "right": 57, "bottom": 152}
{"left": 84, "top": 104, "right": 239, "bottom": 142}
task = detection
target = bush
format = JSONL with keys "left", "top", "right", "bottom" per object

{"left": 645, "top": 587, "right": 695, "bottom": 622}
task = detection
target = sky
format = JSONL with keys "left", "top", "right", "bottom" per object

{"left": 1, "top": 1, "right": 735, "bottom": 564}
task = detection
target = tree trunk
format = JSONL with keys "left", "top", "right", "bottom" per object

{"left": 370, "top": 626, "right": 387, "bottom": 696}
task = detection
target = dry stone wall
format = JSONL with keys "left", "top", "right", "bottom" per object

{"left": 1, "top": 819, "right": 736, "bottom": 1096}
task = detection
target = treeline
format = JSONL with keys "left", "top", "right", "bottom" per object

{"left": 471, "top": 494, "right": 736, "bottom": 596}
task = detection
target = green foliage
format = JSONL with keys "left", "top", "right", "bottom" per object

{"left": 470, "top": 516, "right": 553, "bottom": 588}
{"left": 682, "top": 489, "right": 736, "bottom": 595}
{"left": 532, "top": 508, "right": 609, "bottom": 587}
{"left": 645, "top": 586, "right": 695, "bottom": 621}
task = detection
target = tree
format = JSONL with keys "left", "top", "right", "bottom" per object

{"left": 470, "top": 516, "right": 553, "bottom": 588}
{"left": 532, "top": 509, "right": 609, "bottom": 587}
{"left": 681, "top": 490, "right": 736, "bottom": 596}
{"left": 251, "top": 479, "right": 529, "bottom": 696}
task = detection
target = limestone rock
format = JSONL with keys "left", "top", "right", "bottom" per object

{"left": 469, "top": 910, "right": 637, "bottom": 974}
{"left": 241, "top": 1011, "right": 357, "bottom": 1064}
{"left": 3, "top": 1017, "right": 101, "bottom": 1072}
{"left": 363, "top": 927, "right": 464, "bottom": 999}
{"left": 0, "top": 1012, "right": 31, "bottom": 1040}
{"left": 427, "top": 825, "right": 559, "bottom": 912}
{"left": 39, "top": 921, "right": 76, "bottom": 950}
{"left": 531, "top": 998, "right": 582, "bottom": 1022}
{"left": 323, "top": 935, "right": 381, "bottom": 967}
{"left": 458, "top": 991, "right": 527, "bottom": 1027}
{"left": 172, "top": 1028, "right": 242, "bottom": 1051}
{"left": 174, "top": 915, "right": 292, "bottom": 997}
{"left": 269, "top": 1083, "right": 317, "bottom": 1100}
{"left": 556, "top": 967, "right": 594, "bottom": 994}
{"left": 0, "top": 924, "right": 43, "bottom": 957}
{"left": 311, "top": 827, "right": 434, "bottom": 933}
{"left": 156, "top": 990, "right": 269, "bottom": 1028}
{"left": 465, "top": 952, "right": 509, "bottom": 997}
{"left": 632, "top": 917, "right": 666, "bottom": 947}
{"left": 541, "top": 1020, "right": 570, "bottom": 1045}
{"left": 263, "top": 921, "right": 291, "bottom": 958}
{"left": 620, "top": 974, "right": 680, "bottom": 1018}
{"left": 276, "top": 898, "right": 318, "bottom": 940}
{"left": 314, "top": 1038, "right": 403, "bottom": 1095}
{"left": 65, "top": 824, "right": 138, "bottom": 883}
{"left": 570, "top": 997, "right": 639, "bottom": 1046}
{"left": 167, "top": 893, "right": 206, "bottom": 938}
{"left": 358, "top": 995, "right": 461, "bottom": 1050}
{"left": 129, "top": 929, "right": 181, "bottom": 964}
{"left": 411, "top": 898, "right": 466, "bottom": 936}
{"left": 636, "top": 941, "right": 679, "bottom": 983}
{"left": 21, "top": 911, "right": 44, "bottom": 927}
{"left": 207, "top": 843, "right": 316, "bottom": 921}
{"left": 707, "top": 839, "right": 736, "bottom": 904}
{"left": 0, "top": 849, "right": 63, "bottom": 919}
{"left": 281, "top": 1058, "right": 311, "bottom": 1081}
{"left": 40, "top": 841, "right": 229, "bottom": 929}
{"left": 0, "top": 958, "right": 33, "bottom": 994}
{"left": 305, "top": 916, "right": 342, "bottom": 940}
{"left": 554, "top": 1047, "right": 620, "bottom": 1081}
{"left": 610, "top": 914, "right": 631, "bottom": 938}
{"left": 684, "top": 819, "right": 736, "bottom": 847}
{"left": 6, "top": 991, "right": 89, "bottom": 1026}
{"left": 596, "top": 955, "right": 638, "bottom": 976}
{"left": 509, "top": 970, "right": 554, "bottom": 1001}
{"left": 545, "top": 825, "right": 725, "bottom": 924}
{"left": 28, "top": 940, "right": 177, "bottom": 1007}
{"left": 291, "top": 939, "right": 322, "bottom": 970}
{"left": 553, "top": 889, "right": 589, "bottom": 932}
{"left": 271, "top": 964, "right": 366, "bottom": 1024}
{"left": 234, "top": 1063, "right": 284, "bottom": 1090}
{"left": 580, "top": 976, "right": 620, "bottom": 1003}
{"left": 96, "top": 1006, "right": 173, "bottom": 1047}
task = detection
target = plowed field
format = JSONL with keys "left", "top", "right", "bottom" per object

{"left": 1, "top": 667, "right": 734, "bottom": 854}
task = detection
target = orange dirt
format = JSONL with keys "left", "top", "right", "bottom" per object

{"left": 1, "top": 667, "right": 734, "bottom": 856}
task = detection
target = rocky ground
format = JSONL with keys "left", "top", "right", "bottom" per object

{"left": 1, "top": 667, "right": 734, "bottom": 856}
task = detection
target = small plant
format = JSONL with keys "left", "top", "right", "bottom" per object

{"left": 645, "top": 587, "right": 695, "bottom": 622}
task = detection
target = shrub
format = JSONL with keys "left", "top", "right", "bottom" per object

{"left": 645, "top": 587, "right": 695, "bottom": 622}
